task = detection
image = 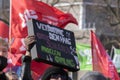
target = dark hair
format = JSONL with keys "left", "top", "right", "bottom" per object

{"left": 80, "top": 71, "right": 107, "bottom": 80}
{"left": 41, "top": 66, "right": 68, "bottom": 80}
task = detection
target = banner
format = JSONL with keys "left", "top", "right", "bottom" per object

{"left": 10, "top": 0, "right": 78, "bottom": 38}
{"left": 27, "top": 19, "right": 79, "bottom": 71}
{"left": 76, "top": 44, "right": 92, "bottom": 70}
{"left": 112, "top": 46, "right": 120, "bottom": 73}
{"left": 91, "top": 30, "right": 120, "bottom": 80}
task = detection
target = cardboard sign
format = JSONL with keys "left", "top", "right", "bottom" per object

{"left": 27, "top": 19, "right": 80, "bottom": 71}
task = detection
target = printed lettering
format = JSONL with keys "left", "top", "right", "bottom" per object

{"left": 19, "top": 9, "right": 38, "bottom": 28}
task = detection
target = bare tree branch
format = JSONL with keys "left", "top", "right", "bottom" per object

{"left": 51, "top": 0, "right": 59, "bottom": 6}
{"left": 103, "top": 0, "right": 120, "bottom": 25}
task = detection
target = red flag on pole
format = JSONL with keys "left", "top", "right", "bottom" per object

{"left": 91, "top": 30, "right": 120, "bottom": 80}
{"left": 10, "top": 0, "right": 78, "bottom": 78}
{"left": 10, "top": 0, "right": 78, "bottom": 38}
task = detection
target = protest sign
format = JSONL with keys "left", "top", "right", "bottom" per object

{"left": 27, "top": 19, "right": 79, "bottom": 71}
{"left": 112, "top": 47, "right": 120, "bottom": 73}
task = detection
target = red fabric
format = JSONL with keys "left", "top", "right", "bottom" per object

{"left": 10, "top": 0, "right": 78, "bottom": 38}
{"left": 0, "top": 21, "right": 9, "bottom": 41}
{"left": 91, "top": 30, "right": 120, "bottom": 80}
{"left": 10, "top": 38, "right": 26, "bottom": 54}
{"left": 31, "top": 61, "right": 51, "bottom": 79}
{"left": 7, "top": 52, "right": 22, "bottom": 66}
{"left": 9, "top": 38, "right": 25, "bottom": 66}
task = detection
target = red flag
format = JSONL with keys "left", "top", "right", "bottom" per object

{"left": 91, "top": 30, "right": 120, "bottom": 80}
{"left": 10, "top": 0, "right": 78, "bottom": 78}
{"left": 8, "top": 38, "right": 25, "bottom": 66}
{"left": 7, "top": 52, "right": 22, "bottom": 66}
{"left": 10, "top": 0, "right": 78, "bottom": 38}
{"left": 31, "top": 61, "right": 51, "bottom": 79}
{"left": 10, "top": 38, "right": 26, "bottom": 54}
{"left": 0, "top": 20, "right": 9, "bottom": 42}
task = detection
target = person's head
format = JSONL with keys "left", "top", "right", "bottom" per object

{"left": 41, "top": 66, "right": 68, "bottom": 80}
{"left": 80, "top": 71, "right": 107, "bottom": 80}
{"left": 6, "top": 71, "right": 18, "bottom": 80}
{"left": 0, "top": 38, "right": 8, "bottom": 58}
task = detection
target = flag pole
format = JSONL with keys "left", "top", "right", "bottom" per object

{"left": 9, "top": 0, "right": 12, "bottom": 45}
{"left": 9, "top": 0, "right": 13, "bottom": 51}
{"left": 9, "top": 0, "right": 12, "bottom": 72}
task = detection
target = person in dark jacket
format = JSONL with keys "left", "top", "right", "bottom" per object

{"left": 21, "top": 35, "right": 36, "bottom": 80}
{"left": 0, "top": 38, "right": 9, "bottom": 80}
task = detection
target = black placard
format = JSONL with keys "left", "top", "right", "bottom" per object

{"left": 27, "top": 19, "right": 80, "bottom": 71}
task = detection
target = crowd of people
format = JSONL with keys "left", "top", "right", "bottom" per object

{"left": 0, "top": 35, "right": 109, "bottom": 80}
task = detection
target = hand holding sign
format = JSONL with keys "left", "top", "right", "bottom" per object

{"left": 24, "top": 35, "right": 36, "bottom": 52}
